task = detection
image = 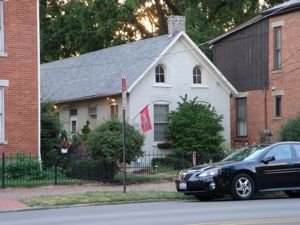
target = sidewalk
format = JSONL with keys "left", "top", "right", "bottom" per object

{"left": 0, "top": 182, "right": 175, "bottom": 211}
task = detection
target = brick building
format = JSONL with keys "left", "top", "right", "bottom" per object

{"left": 0, "top": 0, "right": 39, "bottom": 156}
{"left": 209, "top": 0, "right": 300, "bottom": 147}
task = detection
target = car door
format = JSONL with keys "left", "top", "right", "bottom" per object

{"left": 291, "top": 143, "right": 300, "bottom": 187}
{"left": 256, "top": 143, "right": 297, "bottom": 190}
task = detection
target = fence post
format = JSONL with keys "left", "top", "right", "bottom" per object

{"left": 2, "top": 152, "right": 5, "bottom": 188}
{"left": 54, "top": 162, "right": 58, "bottom": 185}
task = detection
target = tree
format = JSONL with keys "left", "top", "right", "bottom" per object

{"left": 87, "top": 119, "right": 144, "bottom": 163}
{"left": 40, "top": 102, "right": 61, "bottom": 167}
{"left": 168, "top": 95, "right": 225, "bottom": 163}
{"left": 278, "top": 114, "right": 300, "bottom": 141}
{"left": 40, "top": 0, "right": 286, "bottom": 61}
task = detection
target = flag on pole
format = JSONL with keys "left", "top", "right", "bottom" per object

{"left": 140, "top": 105, "right": 152, "bottom": 133}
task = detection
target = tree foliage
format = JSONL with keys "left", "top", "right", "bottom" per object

{"left": 278, "top": 114, "right": 300, "bottom": 141}
{"left": 40, "top": 0, "right": 286, "bottom": 62}
{"left": 168, "top": 95, "right": 225, "bottom": 163}
{"left": 40, "top": 102, "right": 61, "bottom": 167}
{"left": 87, "top": 119, "right": 144, "bottom": 163}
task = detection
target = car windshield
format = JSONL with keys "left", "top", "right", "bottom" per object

{"left": 222, "top": 145, "right": 268, "bottom": 162}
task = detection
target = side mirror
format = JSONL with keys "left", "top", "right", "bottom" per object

{"left": 261, "top": 155, "right": 275, "bottom": 164}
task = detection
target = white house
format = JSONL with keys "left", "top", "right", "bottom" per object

{"left": 41, "top": 16, "right": 237, "bottom": 156}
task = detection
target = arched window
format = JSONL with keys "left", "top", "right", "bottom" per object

{"left": 155, "top": 64, "right": 165, "bottom": 83}
{"left": 193, "top": 66, "right": 202, "bottom": 84}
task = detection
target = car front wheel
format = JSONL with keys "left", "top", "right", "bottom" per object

{"left": 230, "top": 173, "right": 255, "bottom": 200}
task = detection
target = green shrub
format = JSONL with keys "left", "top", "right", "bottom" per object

{"left": 66, "top": 159, "right": 117, "bottom": 182}
{"left": 87, "top": 119, "right": 144, "bottom": 163}
{"left": 168, "top": 95, "right": 225, "bottom": 164}
{"left": 279, "top": 114, "right": 300, "bottom": 141}
{"left": 152, "top": 155, "right": 192, "bottom": 170}
{"left": 5, "top": 153, "right": 43, "bottom": 179}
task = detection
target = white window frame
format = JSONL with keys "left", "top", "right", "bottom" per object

{"left": 155, "top": 64, "right": 166, "bottom": 83}
{"left": 153, "top": 103, "right": 170, "bottom": 142}
{"left": 0, "top": 88, "right": 4, "bottom": 142}
{"left": 274, "top": 26, "right": 282, "bottom": 70}
{"left": 0, "top": 1, "right": 4, "bottom": 54}
{"left": 193, "top": 65, "right": 202, "bottom": 84}
{"left": 0, "top": 80, "right": 9, "bottom": 143}
{"left": 70, "top": 117, "right": 77, "bottom": 135}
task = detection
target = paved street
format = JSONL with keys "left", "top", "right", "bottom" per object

{"left": 1, "top": 198, "right": 300, "bottom": 225}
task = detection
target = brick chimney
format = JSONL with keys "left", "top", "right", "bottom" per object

{"left": 168, "top": 15, "right": 186, "bottom": 37}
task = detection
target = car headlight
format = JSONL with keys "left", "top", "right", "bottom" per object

{"left": 197, "top": 168, "right": 221, "bottom": 177}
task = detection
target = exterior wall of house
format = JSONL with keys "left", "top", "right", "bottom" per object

{"left": 231, "top": 91, "right": 268, "bottom": 147}
{"left": 129, "top": 38, "right": 232, "bottom": 155}
{"left": 58, "top": 37, "right": 233, "bottom": 158}
{"left": 0, "top": 0, "right": 39, "bottom": 155}
{"left": 59, "top": 96, "right": 122, "bottom": 135}
{"left": 230, "top": 10, "right": 300, "bottom": 147}
{"left": 212, "top": 20, "right": 269, "bottom": 92}
{"left": 267, "top": 11, "right": 300, "bottom": 138}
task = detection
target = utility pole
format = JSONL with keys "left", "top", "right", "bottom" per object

{"left": 122, "top": 74, "right": 127, "bottom": 193}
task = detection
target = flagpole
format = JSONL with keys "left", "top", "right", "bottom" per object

{"left": 122, "top": 74, "right": 127, "bottom": 193}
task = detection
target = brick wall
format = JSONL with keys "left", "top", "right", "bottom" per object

{"left": 0, "top": 0, "right": 38, "bottom": 155}
{"left": 231, "top": 11, "right": 300, "bottom": 147}
{"left": 268, "top": 11, "right": 300, "bottom": 135}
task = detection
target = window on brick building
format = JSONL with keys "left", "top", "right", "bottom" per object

{"left": 236, "top": 98, "right": 247, "bottom": 137}
{"left": 275, "top": 95, "right": 282, "bottom": 117}
{"left": 0, "top": 0, "right": 4, "bottom": 53}
{"left": 274, "top": 26, "right": 282, "bottom": 70}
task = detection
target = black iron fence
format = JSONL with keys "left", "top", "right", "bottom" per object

{"left": 0, "top": 151, "right": 195, "bottom": 188}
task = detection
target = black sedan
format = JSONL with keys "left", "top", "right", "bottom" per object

{"left": 175, "top": 142, "right": 300, "bottom": 200}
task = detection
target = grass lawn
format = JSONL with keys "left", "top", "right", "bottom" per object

{"left": 25, "top": 191, "right": 192, "bottom": 207}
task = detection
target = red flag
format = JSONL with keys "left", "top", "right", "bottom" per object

{"left": 140, "top": 105, "right": 152, "bottom": 133}
{"left": 121, "top": 74, "right": 126, "bottom": 92}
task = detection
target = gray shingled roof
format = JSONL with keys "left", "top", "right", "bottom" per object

{"left": 41, "top": 34, "right": 177, "bottom": 103}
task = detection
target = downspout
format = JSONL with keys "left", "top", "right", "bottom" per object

{"left": 264, "top": 80, "right": 269, "bottom": 130}
{"left": 37, "top": 0, "right": 41, "bottom": 161}
{"left": 264, "top": 87, "right": 268, "bottom": 130}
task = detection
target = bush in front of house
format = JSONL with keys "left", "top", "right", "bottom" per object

{"left": 40, "top": 102, "right": 61, "bottom": 168}
{"left": 279, "top": 114, "right": 300, "bottom": 141}
{"left": 87, "top": 119, "right": 144, "bottom": 168}
{"left": 151, "top": 154, "right": 192, "bottom": 170}
{"left": 65, "top": 159, "right": 117, "bottom": 182}
{"left": 168, "top": 95, "right": 225, "bottom": 164}
{"left": 4, "top": 153, "right": 43, "bottom": 179}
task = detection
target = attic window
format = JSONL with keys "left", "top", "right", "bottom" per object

{"left": 155, "top": 64, "right": 166, "bottom": 83}
{"left": 193, "top": 66, "right": 202, "bottom": 84}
